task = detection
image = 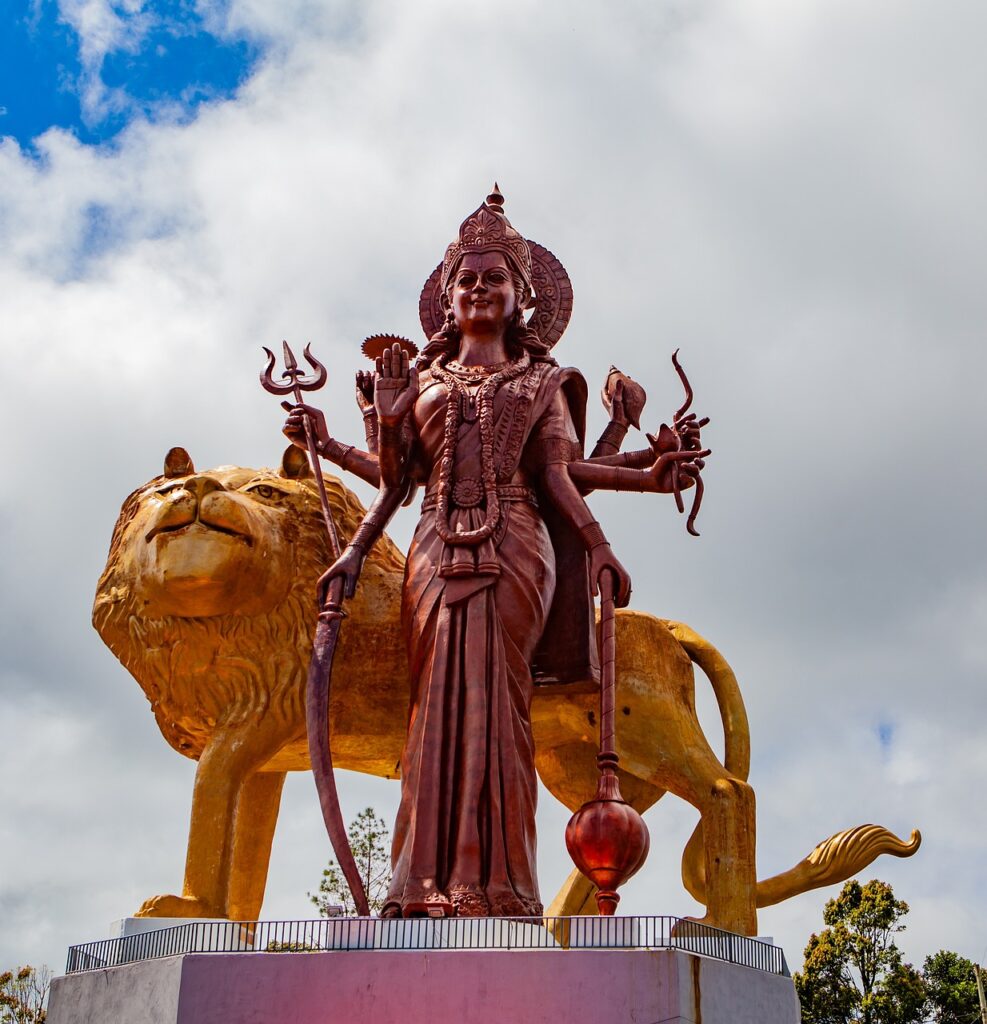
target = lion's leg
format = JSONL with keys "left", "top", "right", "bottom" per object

{"left": 699, "top": 776, "right": 757, "bottom": 935}
{"left": 546, "top": 867, "right": 598, "bottom": 919}
{"left": 137, "top": 724, "right": 284, "bottom": 919}
{"left": 227, "top": 770, "right": 286, "bottom": 921}
{"left": 654, "top": 744, "right": 758, "bottom": 936}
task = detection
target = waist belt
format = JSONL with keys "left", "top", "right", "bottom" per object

{"left": 421, "top": 483, "right": 538, "bottom": 512}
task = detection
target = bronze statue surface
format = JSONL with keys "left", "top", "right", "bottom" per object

{"left": 94, "top": 449, "right": 919, "bottom": 932}
{"left": 284, "top": 186, "right": 706, "bottom": 920}
{"left": 92, "top": 184, "right": 920, "bottom": 935}
{"left": 273, "top": 185, "right": 916, "bottom": 929}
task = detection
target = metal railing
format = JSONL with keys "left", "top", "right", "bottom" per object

{"left": 65, "top": 915, "right": 786, "bottom": 976}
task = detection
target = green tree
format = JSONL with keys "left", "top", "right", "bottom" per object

{"left": 922, "top": 950, "right": 982, "bottom": 1024}
{"left": 308, "top": 807, "right": 391, "bottom": 916}
{"left": 0, "top": 965, "right": 50, "bottom": 1024}
{"left": 794, "top": 879, "right": 926, "bottom": 1024}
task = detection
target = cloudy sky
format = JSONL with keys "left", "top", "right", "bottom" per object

{"left": 1, "top": 0, "right": 984, "bottom": 978}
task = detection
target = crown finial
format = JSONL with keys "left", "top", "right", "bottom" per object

{"left": 486, "top": 182, "right": 505, "bottom": 213}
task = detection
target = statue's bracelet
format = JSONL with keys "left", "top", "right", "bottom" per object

{"left": 347, "top": 536, "right": 370, "bottom": 557}
{"left": 319, "top": 438, "right": 354, "bottom": 467}
{"left": 596, "top": 420, "right": 627, "bottom": 451}
{"left": 579, "top": 520, "right": 609, "bottom": 551}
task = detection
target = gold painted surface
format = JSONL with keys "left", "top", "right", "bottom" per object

{"left": 94, "top": 455, "right": 919, "bottom": 933}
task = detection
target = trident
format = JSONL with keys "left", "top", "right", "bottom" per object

{"left": 260, "top": 341, "right": 370, "bottom": 916}
{"left": 260, "top": 342, "right": 340, "bottom": 558}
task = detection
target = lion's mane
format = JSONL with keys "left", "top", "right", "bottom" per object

{"left": 93, "top": 462, "right": 404, "bottom": 760}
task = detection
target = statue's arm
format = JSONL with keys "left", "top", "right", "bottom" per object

{"left": 566, "top": 449, "right": 707, "bottom": 494}
{"left": 573, "top": 419, "right": 706, "bottom": 490}
{"left": 377, "top": 422, "right": 411, "bottom": 489}
{"left": 589, "top": 417, "right": 630, "bottom": 460}
{"left": 540, "top": 461, "right": 632, "bottom": 608}
{"left": 571, "top": 444, "right": 650, "bottom": 498}
{"left": 528, "top": 388, "right": 632, "bottom": 605}
{"left": 578, "top": 447, "right": 653, "bottom": 469}
{"left": 319, "top": 482, "right": 407, "bottom": 599}
{"left": 314, "top": 437, "right": 381, "bottom": 489}
{"left": 282, "top": 403, "right": 381, "bottom": 488}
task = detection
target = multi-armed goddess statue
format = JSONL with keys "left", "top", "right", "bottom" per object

{"left": 282, "top": 186, "right": 709, "bottom": 919}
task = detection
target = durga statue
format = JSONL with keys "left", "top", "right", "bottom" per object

{"left": 283, "top": 185, "right": 708, "bottom": 919}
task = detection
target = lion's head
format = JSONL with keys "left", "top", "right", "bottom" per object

{"left": 93, "top": 446, "right": 405, "bottom": 760}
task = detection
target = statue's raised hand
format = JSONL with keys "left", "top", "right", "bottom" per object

{"left": 374, "top": 343, "right": 420, "bottom": 428}
{"left": 355, "top": 370, "right": 375, "bottom": 415}
{"left": 602, "top": 370, "right": 646, "bottom": 430}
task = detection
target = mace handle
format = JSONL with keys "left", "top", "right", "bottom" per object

{"left": 597, "top": 569, "right": 619, "bottom": 777}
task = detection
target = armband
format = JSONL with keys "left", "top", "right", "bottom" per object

{"left": 530, "top": 436, "right": 579, "bottom": 466}
{"left": 320, "top": 438, "right": 355, "bottom": 468}
{"left": 594, "top": 421, "right": 627, "bottom": 455}
{"left": 362, "top": 408, "right": 379, "bottom": 455}
{"left": 578, "top": 520, "right": 609, "bottom": 551}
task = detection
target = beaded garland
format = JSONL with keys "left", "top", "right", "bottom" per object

{"left": 430, "top": 352, "right": 530, "bottom": 546}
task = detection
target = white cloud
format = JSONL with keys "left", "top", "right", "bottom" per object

{"left": 52, "top": 0, "right": 155, "bottom": 122}
{"left": 2, "top": 0, "right": 985, "bottom": 977}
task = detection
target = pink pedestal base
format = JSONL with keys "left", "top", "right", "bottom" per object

{"left": 49, "top": 948, "right": 800, "bottom": 1024}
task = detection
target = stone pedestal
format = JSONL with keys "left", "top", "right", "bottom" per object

{"left": 49, "top": 948, "right": 801, "bottom": 1024}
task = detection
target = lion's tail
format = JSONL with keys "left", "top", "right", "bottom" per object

{"left": 755, "top": 824, "right": 922, "bottom": 908}
{"left": 660, "top": 624, "right": 923, "bottom": 910}
{"left": 661, "top": 620, "right": 751, "bottom": 905}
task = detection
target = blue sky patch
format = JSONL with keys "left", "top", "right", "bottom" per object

{"left": 875, "top": 719, "right": 894, "bottom": 751}
{"left": 1, "top": 1, "right": 262, "bottom": 148}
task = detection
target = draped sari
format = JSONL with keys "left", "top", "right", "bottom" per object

{"left": 383, "top": 358, "right": 584, "bottom": 917}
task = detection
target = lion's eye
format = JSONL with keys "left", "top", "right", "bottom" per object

{"left": 154, "top": 482, "right": 183, "bottom": 496}
{"left": 246, "top": 484, "right": 285, "bottom": 501}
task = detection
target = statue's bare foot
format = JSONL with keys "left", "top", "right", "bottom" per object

{"left": 135, "top": 894, "right": 220, "bottom": 919}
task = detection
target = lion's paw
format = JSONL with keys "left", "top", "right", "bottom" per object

{"left": 135, "top": 894, "right": 220, "bottom": 919}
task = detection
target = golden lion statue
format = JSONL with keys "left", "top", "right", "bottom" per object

{"left": 93, "top": 447, "right": 919, "bottom": 935}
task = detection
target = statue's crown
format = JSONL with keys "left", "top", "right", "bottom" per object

{"left": 440, "top": 184, "right": 533, "bottom": 292}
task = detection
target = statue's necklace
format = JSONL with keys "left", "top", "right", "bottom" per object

{"left": 431, "top": 352, "right": 530, "bottom": 547}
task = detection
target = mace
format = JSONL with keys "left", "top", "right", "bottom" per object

{"left": 565, "top": 569, "right": 651, "bottom": 915}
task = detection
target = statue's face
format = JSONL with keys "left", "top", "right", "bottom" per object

{"left": 449, "top": 252, "right": 516, "bottom": 333}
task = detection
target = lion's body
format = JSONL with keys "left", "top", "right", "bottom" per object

{"left": 94, "top": 451, "right": 919, "bottom": 933}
